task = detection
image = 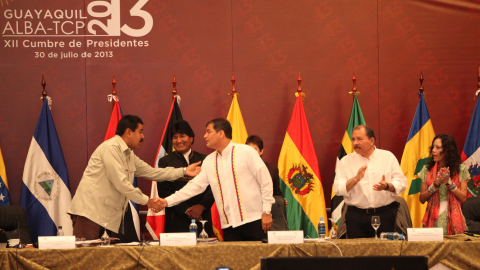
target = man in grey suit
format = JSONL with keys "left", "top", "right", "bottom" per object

{"left": 68, "top": 115, "right": 201, "bottom": 240}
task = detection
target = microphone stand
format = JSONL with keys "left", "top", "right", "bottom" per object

{"left": 16, "top": 217, "right": 25, "bottom": 249}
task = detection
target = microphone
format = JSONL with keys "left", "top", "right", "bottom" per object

{"left": 16, "top": 217, "right": 25, "bottom": 249}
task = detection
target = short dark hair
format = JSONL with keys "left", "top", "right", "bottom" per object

{"left": 115, "top": 115, "right": 143, "bottom": 136}
{"left": 172, "top": 120, "right": 195, "bottom": 143}
{"left": 353, "top": 125, "right": 376, "bottom": 142}
{"left": 245, "top": 135, "right": 264, "bottom": 151}
{"left": 206, "top": 118, "right": 232, "bottom": 139}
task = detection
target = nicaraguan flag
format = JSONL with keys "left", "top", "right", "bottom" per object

{"left": 20, "top": 99, "right": 73, "bottom": 242}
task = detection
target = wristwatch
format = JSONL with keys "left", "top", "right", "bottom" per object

{"left": 384, "top": 183, "right": 389, "bottom": 191}
{"left": 183, "top": 167, "right": 187, "bottom": 176}
{"left": 262, "top": 211, "right": 271, "bottom": 215}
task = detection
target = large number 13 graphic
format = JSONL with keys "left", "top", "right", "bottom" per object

{"left": 87, "top": 0, "right": 153, "bottom": 37}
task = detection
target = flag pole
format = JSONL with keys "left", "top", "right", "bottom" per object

{"left": 297, "top": 72, "right": 302, "bottom": 94}
{"left": 41, "top": 75, "right": 47, "bottom": 102}
{"left": 112, "top": 75, "right": 117, "bottom": 97}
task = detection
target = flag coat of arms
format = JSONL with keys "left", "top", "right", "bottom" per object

{"left": 20, "top": 99, "right": 73, "bottom": 241}
{"left": 462, "top": 95, "right": 480, "bottom": 197}
{"left": 278, "top": 95, "right": 328, "bottom": 237}
{"left": 0, "top": 146, "right": 11, "bottom": 205}
{"left": 331, "top": 93, "right": 365, "bottom": 225}
{"left": 400, "top": 93, "right": 435, "bottom": 228}
{"left": 146, "top": 96, "right": 183, "bottom": 240}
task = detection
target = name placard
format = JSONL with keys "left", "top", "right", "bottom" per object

{"left": 38, "top": 236, "right": 76, "bottom": 249}
{"left": 268, "top": 231, "right": 303, "bottom": 244}
{"left": 159, "top": 233, "right": 196, "bottom": 246}
{"left": 407, "top": 228, "right": 444, "bottom": 241}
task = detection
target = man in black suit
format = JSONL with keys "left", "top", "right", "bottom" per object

{"left": 157, "top": 120, "right": 214, "bottom": 236}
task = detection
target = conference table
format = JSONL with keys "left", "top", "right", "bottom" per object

{"left": 1, "top": 235, "right": 479, "bottom": 270}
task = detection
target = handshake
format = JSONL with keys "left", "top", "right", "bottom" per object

{"left": 146, "top": 198, "right": 168, "bottom": 213}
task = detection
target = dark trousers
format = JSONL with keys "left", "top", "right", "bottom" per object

{"left": 222, "top": 219, "right": 266, "bottom": 241}
{"left": 346, "top": 202, "right": 399, "bottom": 239}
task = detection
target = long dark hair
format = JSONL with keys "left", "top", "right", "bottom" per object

{"left": 426, "top": 134, "right": 461, "bottom": 178}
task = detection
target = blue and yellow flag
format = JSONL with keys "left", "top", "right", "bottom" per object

{"left": 0, "top": 146, "right": 11, "bottom": 205}
{"left": 400, "top": 93, "right": 435, "bottom": 228}
{"left": 278, "top": 95, "right": 327, "bottom": 237}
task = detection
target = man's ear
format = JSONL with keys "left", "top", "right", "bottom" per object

{"left": 218, "top": 130, "right": 225, "bottom": 138}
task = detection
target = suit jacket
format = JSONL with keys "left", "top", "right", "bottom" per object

{"left": 157, "top": 150, "right": 215, "bottom": 235}
{"left": 264, "top": 161, "right": 283, "bottom": 196}
{"left": 68, "top": 136, "right": 183, "bottom": 233}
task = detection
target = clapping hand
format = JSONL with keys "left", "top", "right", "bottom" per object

{"left": 437, "top": 167, "right": 450, "bottom": 184}
{"left": 373, "top": 175, "right": 388, "bottom": 191}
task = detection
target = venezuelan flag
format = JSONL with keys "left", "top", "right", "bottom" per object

{"left": 0, "top": 146, "right": 11, "bottom": 205}
{"left": 400, "top": 92, "right": 435, "bottom": 228}
{"left": 331, "top": 93, "right": 365, "bottom": 225}
{"left": 278, "top": 95, "right": 327, "bottom": 238}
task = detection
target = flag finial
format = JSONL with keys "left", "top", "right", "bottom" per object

{"left": 349, "top": 73, "right": 359, "bottom": 98}
{"left": 229, "top": 74, "right": 237, "bottom": 97}
{"left": 41, "top": 75, "right": 47, "bottom": 101}
{"left": 297, "top": 72, "right": 302, "bottom": 94}
{"left": 295, "top": 72, "right": 305, "bottom": 100}
{"left": 172, "top": 75, "right": 177, "bottom": 99}
{"left": 419, "top": 71, "right": 424, "bottom": 97}
{"left": 112, "top": 75, "right": 117, "bottom": 96}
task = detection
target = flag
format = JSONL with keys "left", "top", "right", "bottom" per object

{"left": 278, "top": 94, "right": 328, "bottom": 238}
{"left": 146, "top": 96, "right": 183, "bottom": 240}
{"left": 103, "top": 100, "right": 141, "bottom": 241}
{"left": 212, "top": 93, "right": 250, "bottom": 241}
{"left": 400, "top": 92, "right": 435, "bottom": 228}
{"left": 0, "top": 146, "right": 11, "bottom": 205}
{"left": 20, "top": 99, "right": 73, "bottom": 241}
{"left": 462, "top": 94, "right": 480, "bottom": 197}
{"left": 331, "top": 93, "right": 366, "bottom": 225}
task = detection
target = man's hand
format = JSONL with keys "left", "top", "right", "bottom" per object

{"left": 373, "top": 175, "right": 388, "bottom": 191}
{"left": 147, "top": 198, "right": 166, "bottom": 212}
{"left": 186, "top": 204, "right": 205, "bottom": 220}
{"left": 355, "top": 165, "right": 367, "bottom": 182}
{"left": 284, "top": 198, "right": 288, "bottom": 207}
{"left": 185, "top": 161, "right": 202, "bottom": 177}
{"left": 262, "top": 213, "right": 273, "bottom": 233}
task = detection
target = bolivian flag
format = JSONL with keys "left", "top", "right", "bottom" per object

{"left": 278, "top": 94, "right": 327, "bottom": 238}
{"left": 331, "top": 93, "right": 365, "bottom": 225}
{"left": 400, "top": 92, "right": 435, "bottom": 228}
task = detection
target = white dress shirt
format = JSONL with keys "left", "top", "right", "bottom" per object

{"left": 333, "top": 148, "right": 407, "bottom": 209}
{"left": 165, "top": 141, "right": 275, "bottom": 229}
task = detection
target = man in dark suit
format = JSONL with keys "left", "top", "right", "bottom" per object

{"left": 157, "top": 120, "right": 214, "bottom": 236}
{"left": 246, "top": 135, "right": 288, "bottom": 231}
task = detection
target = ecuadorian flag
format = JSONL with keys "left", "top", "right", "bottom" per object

{"left": 278, "top": 94, "right": 327, "bottom": 237}
{"left": 331, "top": 93, "right": 365, "bottom": 225}
{"left": 400, "top": 92, "right": 435, "bottom": 228}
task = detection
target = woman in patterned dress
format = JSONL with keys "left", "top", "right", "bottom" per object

{"left": 419, "top": 134, "right": 470, "bottom": 235}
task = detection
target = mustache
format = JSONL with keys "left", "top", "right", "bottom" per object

{"left": 140, "top": 139, "right": 144, "bottom": 143}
